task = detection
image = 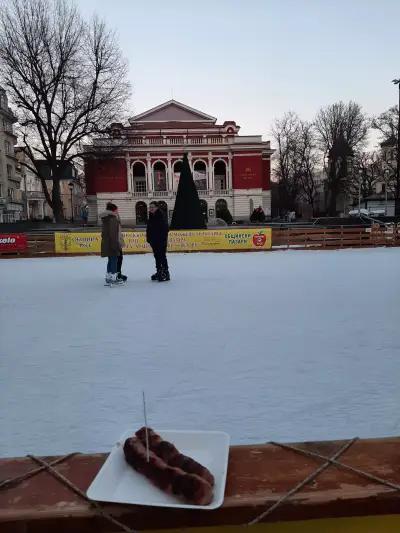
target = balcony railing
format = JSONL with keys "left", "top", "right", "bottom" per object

{"left": 129, "top": 189, "right": 233, "bottom": 199}
{"left": 131, "top": 191, "right": 170, "bottom": 198}
{"left": 172, "top": 189, "right": 232, "bottom": 197}
{"left": 91, "top": 134, "right": 266, "bottom": 151}
{"left": 26, "top": 191, "right": 45, "bottom": 200}
{"left": 110, "top": 136, "right": 231, "bottom": 147}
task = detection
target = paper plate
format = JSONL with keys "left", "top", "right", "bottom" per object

{"left": 87, "top": 429, "right": 230, "bottom": 509}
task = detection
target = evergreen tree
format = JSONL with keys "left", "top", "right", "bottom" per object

{"left": 170, "top": 153, "right": 206, "bottom": 229}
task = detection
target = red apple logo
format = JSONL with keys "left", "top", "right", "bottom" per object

{"left": 253, "top": 231, "right": 266, "bottom": 247}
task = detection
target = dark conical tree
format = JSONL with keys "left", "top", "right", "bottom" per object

{"left": 170, "top": 153, "right": 207, "bottom": 229}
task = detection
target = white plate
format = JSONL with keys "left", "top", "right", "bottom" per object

{"left": 87, "top": 429, "right": 230, "bottom": 509}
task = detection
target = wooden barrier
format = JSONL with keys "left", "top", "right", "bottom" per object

{"left": 1, "top": 226, "right": 400, "bottom": 257}
{"left": 272, "top": 225, "right": 400, "bottom": 250}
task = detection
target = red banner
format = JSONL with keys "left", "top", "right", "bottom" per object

{"left": 0, "top": 234, "right": 28, "bottom": 252}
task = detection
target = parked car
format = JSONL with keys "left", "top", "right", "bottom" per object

{"left": 348, "top": 208, "right": 369, "bottom": 217}
{"left": 368, "top": 208, "right": 386, "bottom": 217}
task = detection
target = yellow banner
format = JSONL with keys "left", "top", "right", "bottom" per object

{"left": 55, "top": 228, "right": 272, "bottom": 254}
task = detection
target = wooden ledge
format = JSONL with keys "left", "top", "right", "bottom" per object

{"left": 1, "top": 437, "right": 400, "bottom": 532}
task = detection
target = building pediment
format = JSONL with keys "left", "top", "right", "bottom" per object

{"left": 129, "top": 100, "right": 217, "bottom": 125}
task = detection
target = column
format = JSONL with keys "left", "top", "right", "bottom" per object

{"left": 146, "top": 154, "right": 153, "bottom": 193}
{"left": 40, "top": 201, "right": 45, "bottom": 219}
{"left": 167, "top": 153, "right": 173, "bottom": 193}
{"left": 228, "top": 153, "right": 233, "bottom": 191}
{"left": 208, "top": 152, "right": 213, "bottom": 191}
{"left": 188, "top": 152, "right": 192, "bottom": 172}
{"left": 126, "top": 158, "right": 132, "bottom": 192}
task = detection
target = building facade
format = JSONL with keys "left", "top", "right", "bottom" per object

{"left": 16, "top": 147, "right": 87, "bottom": 222}
{"left": 16, "top": 148, "right": 50, "bottom": 220}
{"left": 0, "top": 87, "right": 24, "bottom": 222}
{"left": 84, "top": 100, "right": 273, "bottom": 224}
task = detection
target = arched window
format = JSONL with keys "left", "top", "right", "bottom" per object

{"left": 132, "top": 161, "right": 147, "bottom": 193}
{"left": 216, "top": 198, "right": 228, "bottom": 216}
{"left": 214, "top": 160, "right": 227, "bottom": 191}
{"left": 135, "top": 201, "right": 148, "bottom": 224}
{"left": 193, "top": 160, "right": 207, "bottom": 190}
{"left": 199, "top": 199, "right": 208, "bottom": 223}
{"left": 158, "top": 200, "right": 168, "bottom": 218}
{"left": 173, "top": 160, "right": 183, "bottom": 189}
{"left": 153, "top": 161, "right": 167, "bottom": 191}
{"left": 216, "top": 198, "right": 232, "bottom": 224}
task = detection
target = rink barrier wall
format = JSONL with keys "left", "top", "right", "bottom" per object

{"left": 0, "top": 225, "right": 399, "bottom": 257}
{"left": 2, "top": 436, "right": 400, "bottom": 532}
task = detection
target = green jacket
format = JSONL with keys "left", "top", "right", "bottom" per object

{"left": 100, "top": 210, "right": 122, "bottom": 257}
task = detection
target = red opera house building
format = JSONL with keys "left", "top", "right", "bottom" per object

{"left": 84, "top": 100, "right": 273, "bottom": 224}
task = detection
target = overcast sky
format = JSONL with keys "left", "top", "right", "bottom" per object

{"left": 77, "top": 0, "right": 399, "bottom": 147}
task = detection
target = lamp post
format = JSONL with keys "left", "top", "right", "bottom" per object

{"left": 358, "top": 169, "right": 362, "bottom": 215}
{"left": 68, "top": 181, "right": 74, "bottom": 223}
{"left": 392, "top": 78, "right": 400, "bottom": 215}
{"left": 384, "top": 169, "right": 389, "bottom": 216}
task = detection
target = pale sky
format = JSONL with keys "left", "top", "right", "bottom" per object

{"left": 78, "top": 0, "right": 399, "bottom": 148}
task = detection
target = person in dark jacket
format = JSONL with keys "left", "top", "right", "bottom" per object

{"left": 146, "top": 201, "right": 170, "bottom": 281}
{"left": 100, "top": 202, "right": 125, "bottom": 285}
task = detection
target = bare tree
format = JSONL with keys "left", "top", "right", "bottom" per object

{"left": 0, "top": 0, "right": 131, "bottom": 221}
{"left": 315, "top": 101, "right": 369, "bottom": 215}
{"left": 296, "top": 120, "right": 320, "bottom": 216}
{"left": 272, "top": 113, "right": 321, "bottom": 217}
{"left": 372, "top": 105, "right": 400, "bottom": 211}
{"left": 347, "top": 151, "right": 382, "bottom": 201}
{"left": 272, "top": 112, "right": 303, "bottom": 215}
{"left": 372, "top": 106, "right": 399, "bottom": 141}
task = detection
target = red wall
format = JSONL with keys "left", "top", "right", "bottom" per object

{"left": 232, "top": 155, "right": 263, "bottom": 189}
{"left": 85, "top": 158, "right": 127, "bottom": 194}
{"left": 262, "top": 158, "right": 271, "bottom": 191}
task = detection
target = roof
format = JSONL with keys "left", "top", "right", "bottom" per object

{"left": 129, "top": 100, "right": 217, "bottom": 125}
{"left": 363, "top": 193, "right": 394, "bottom": 201}
{"left": 380, "top": 136, "right": 397, "bottom": 148}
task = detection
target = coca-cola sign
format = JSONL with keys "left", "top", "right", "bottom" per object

{"left": 0, "top": 234, "right": 28, "bottom": 251}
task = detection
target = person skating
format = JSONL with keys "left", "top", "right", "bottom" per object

{"left": 146, "top": 201, "right": 170, "bottom": 281}
{"left": 117, "top": 251, "right": 127, "bottom": 282}
{"left": 100, "top": 202, "right": 125, "bottom": 286}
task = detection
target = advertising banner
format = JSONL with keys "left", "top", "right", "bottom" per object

{"left": 0, "top": 234, "right": 28, "bottom": 252}
{"left": 55, "top": 228, "right": 272, "bottom": 254}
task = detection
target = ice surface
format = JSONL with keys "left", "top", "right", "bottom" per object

{"left": 1, "top": 248, "right": 400, "bottom": 457}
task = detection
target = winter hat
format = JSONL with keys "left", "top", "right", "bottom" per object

{"left": 106, "top": 202, "right": 118, "bottom": 212}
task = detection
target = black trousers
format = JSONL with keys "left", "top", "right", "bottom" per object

{"left": 152, "top": 242, "right": 169, "bottom": 272}
{"left": 117, "top": 250, "right": 123, "bottom": 274}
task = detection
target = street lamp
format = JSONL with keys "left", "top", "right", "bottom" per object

{"left": 384, "top": 169, "right": 390, "bottom": 216}
{"left": 68, "top": 181, "right": 74, "bottom": 223}
{"left": 392, "top": 78, "right": 400, "bottom": 215}
{"left": 358, "top": 169, "right": 362, "bottom": 215}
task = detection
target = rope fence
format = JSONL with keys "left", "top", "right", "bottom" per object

{"left": 1, "top": 437, "right": 399, "bottom": 531}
